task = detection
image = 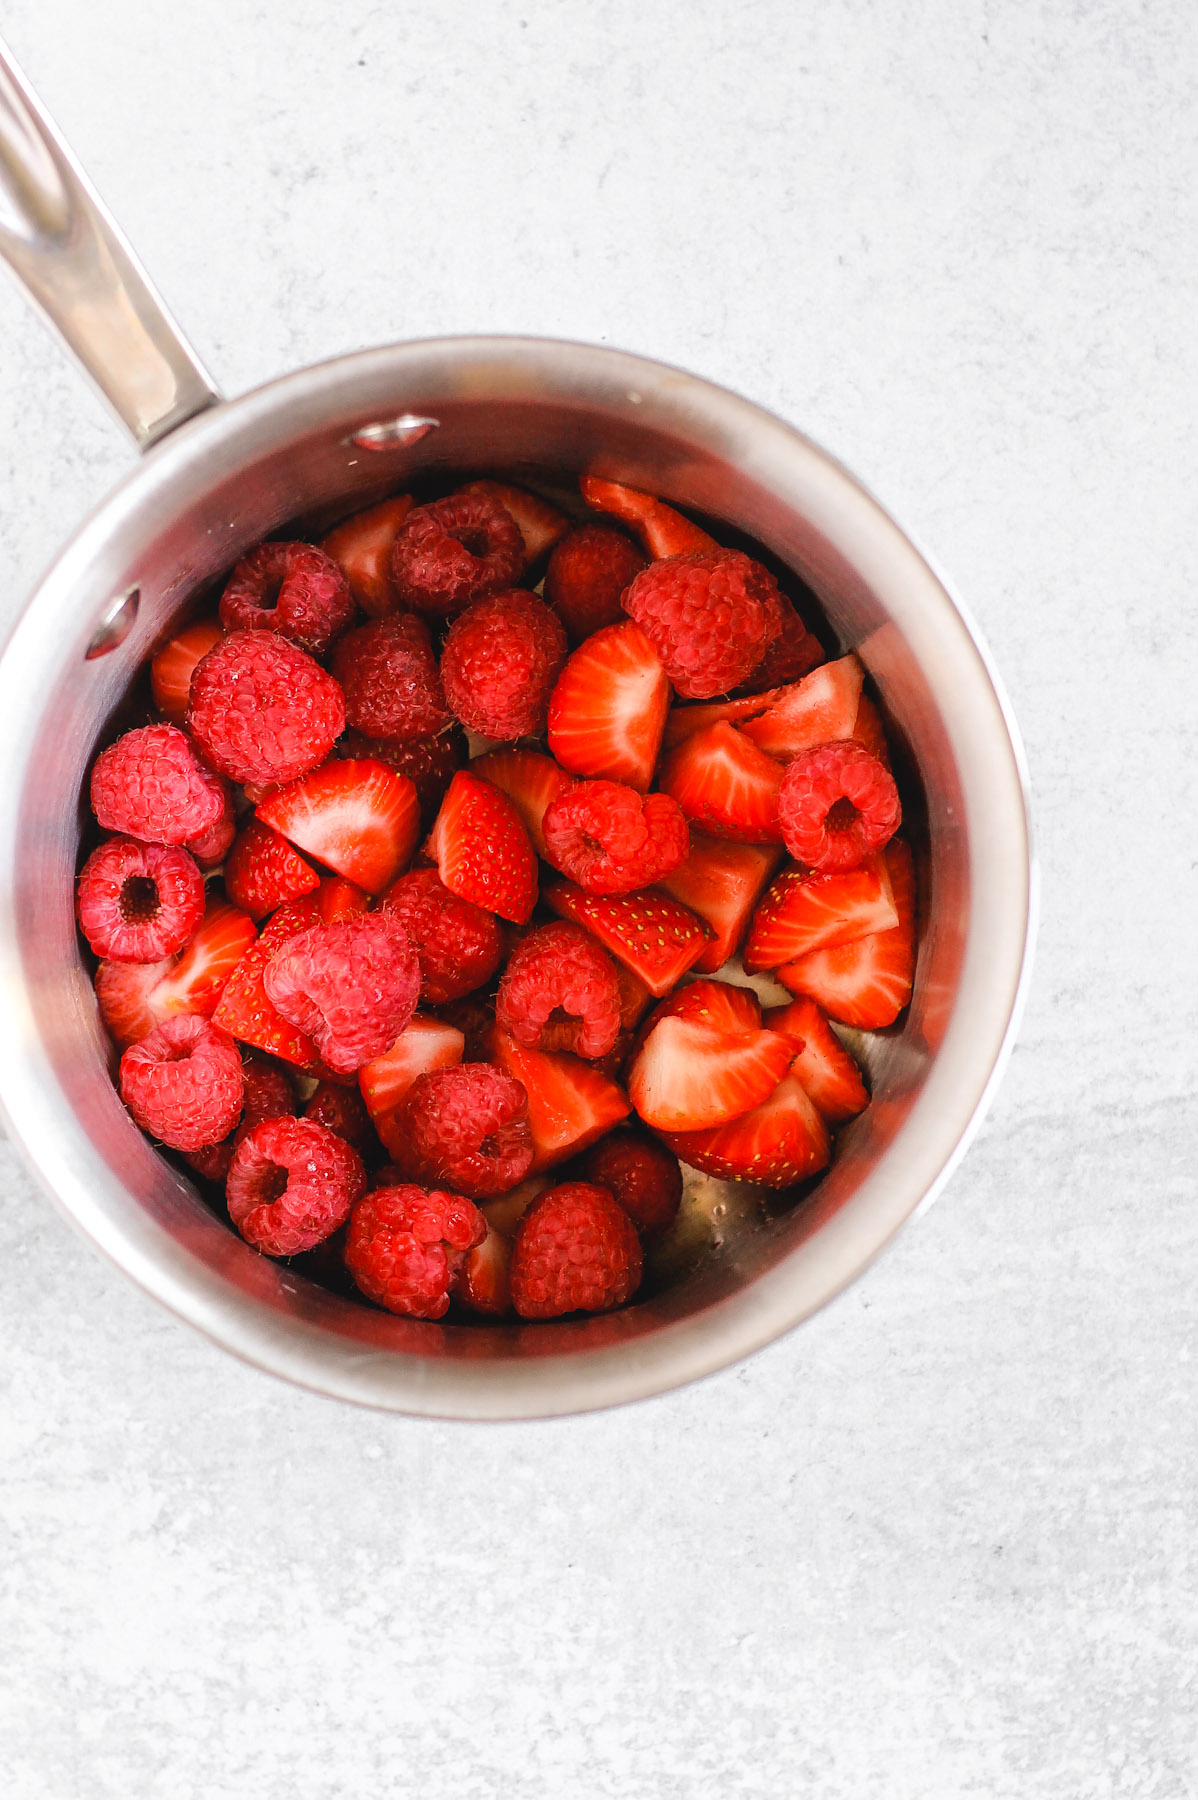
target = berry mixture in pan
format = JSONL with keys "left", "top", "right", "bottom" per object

{"left": 79, "top": 471, "right": 917, "bottom": 1322}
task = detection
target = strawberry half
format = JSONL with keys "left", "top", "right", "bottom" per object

{"left": 426, "top": 771, "right": 538, "bottom": 924}
{"left": 454, "top": 1222, "right": 514, "bottom": 1316}
{"left": 543, "top": 881, "right": 709, "bottom": 996}
{"left": 662, "top": 688, "right": 787, "bottom": 751}
{"left": 149, "top": 618, "right": 224, "bottom": 725}
{"left": 316, "top": 875, "right": 371, "bottom": 923}
{"left": 546, "top": 620, "right": 669, "bottom": 792}
{"left": 459, "top": 479, "right": 570, "bottom": 569}
{"left": 321, "top": 493, "right": 412, "bottom": 616}
{"left": 655, "top": 831, "right": 783, "bottom": 973}
{"left": 358, "top": 1014, "right": 466, "bottom": 1155}
{"left": 777, "top": 838, "right": 916, "bottom": 1028}
{"left": 627, "top": 1016, "right": 794, "bottom": 1131}
{"left": 764, "top": 997, "right": 869, "bottom": 1125}
{"left": 224, "top": 819, "right": 320, "bottom": 920}
{"left": 644, "top": 976, "right": 762, "bottom": 1037}
{"left": 850, "top": 694, "right": 890, "bottom": 766}
{"left": 743, "top": 854, "right": 898, "bottom": 971}
{"left": 256, "top": 758, "right": 420, "bottom": 896}
{"left": 212, "top": 898, "right": 330, "bottom": 1069}
{"left": 579, "top": 475, "right": 717, "bottom": 558}
{"left": 659, "top": 721, "right": 784, "bottom": 844}
{"left": 661, "top": 1072, "right": 831, "bottom": 1189}
{"left": 94, "top": 898, "right": 256, "bottom": 1048}
{"left": 490, "top": 1026, "right": 631, "bottom": 1170}
{"left": 468, "top": 749, "right": 572, "bottom": 862}
{"left": 740, "top": 654, "right": 865, "bottom": 761}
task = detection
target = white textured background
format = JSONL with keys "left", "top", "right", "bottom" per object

{"left": 1, "top": 3, "right": 1195, "bottom": 1795}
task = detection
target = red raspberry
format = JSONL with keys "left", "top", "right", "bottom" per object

{"left": 263, "top": 912, "right": 420, "bottom": 1074}
{"left": 303, "top": 1079, "right": 373, "bottom": 1151}
{"left": 344, "top": 1183, "right": 486, "bottom": 1318}
{"left": 776, "top": 740, "right": 901, "bottom": 872}
{"left": 77, "top": 837, "right": 205, "bottom": 961}
{"left": 740, "top": 597, "right": 824, "bottom": 691}
{"left": 218, "top": 541, "right": 355, "bottom": 655}
{"left": 90, "top": 723, "right": 228, "bottom": 848}
{"left": 436, "top": 994, "right": 497, "bottom": 1063}
{"left": 510, "top": 1181, "right": 642, "bottom": 1319}
{"left": 186, "top": 1052, "right": 296, "bottom": 1182}
{"left": 187, "top": 630, "right": 346, "bottom": 787}
{"left": 330, "top": 614, "right": 451, "bottom": 743}
{"left": 339, "top": 727, "right": 466, "bottom": 828}
{"left": 226, "top": 1115, "right": 366, "bottom": 1256}
{"left": 119, "top": 1014, "right": 244, "bottom": 1152}
{"left": 496, "top": 921, "right": 622, "bottom": 1059}
{"left": 582, "top": 1129, "right": 683, "bottom": 1237}
{"left": 542, "top": 780, "right": 689, "bottom": 896}
{"left": 391, "top": 491, "right": 525, "bottom": 617}
{"left": 544, "top": 523, "right": 647, "bottom": 643}
{"left": 387, "top": 1063, "right": 533, "bottom": 1198}
{"left": 379, "top": 866, "right": 502, "bottom": 1004}
{"left": 622, "top": 549, "right": 784, "bottom": 698}
{"left": 441, "top": 590, "right": 568, "bottom": 740}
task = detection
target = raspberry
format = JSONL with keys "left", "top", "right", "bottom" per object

{"left": 542, "top": 780, "right": 689, "bottom": 896}
{"left": 90, "top": 723, "right": 228, "bottom": 848}
{"left": 263, "top": 912, "right": 420, "bottom": 1074}
{"left": 303, "top": 1079, "right": 373, "bottom": 1151}
{"left": 380, "top": 866, "right": 503, "bottom": 1004}
{"left": 119, "top": 1014, "right": 244, "bottom": 1152}
{"left": 186, "top": 1053, "right": 296, "bottom": 1182}
{"left": 187, "top": 630, "right": 345, "bottom": 787}
{"left": 739, "top": 597, "right": 824, "bottom": 691}
{"left": 622, "top": 549, "right": 784, "bottom": 699}
{"left": 441, "top": 590, "right": 568, "bottom": 740}
{"left": 776, "top": 741, "right": 901, "bottom": 872}
{"left": 510, "top": 1181, "right": 642, "bottom": 1318}
{"left": 544, "top": 523, "right": 647, "bottom": 643}
{"left": 436, "top": 994, "right": 497, "bottom": 1063}
{"left": 582, "top": 1130, "right": 683, "bottom": 1236}
{"left": 77, "top": 837, "right": 205, "bottom": 961}
{"left": 344, "top": 1184, "right": 486, "bottom": 1318}
{"left": 218, "top": 541, "right": 355, "bottom": 655}
{"left": 391, "top": 491, "right": 525, "bottom": 617}
{"left": 339, "top": 727, "right": 466, "bottom": 828}
{"left": 496, "top": 921, "right": 622, "bottom": 1059}
{"left": 330, "top": 614, "right": 451, "bottom": 743}
{"left": 226, "top": 1115, "right": 366, "bottom": 1256}
{"left": 387, "top": 1063, "right": 533, "bottom": 1198}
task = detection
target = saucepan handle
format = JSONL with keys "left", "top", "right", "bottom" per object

{"left": 0, "top": 38, "right": 221, "bottom": 449}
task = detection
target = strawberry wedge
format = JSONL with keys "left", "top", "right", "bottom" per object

{"left": 627, "top": 1016, "right": 794, "bottom": 1131}
{"left": 662, "top": 688, "right": 787, "bottom": 751}
{"left": 212, "top": 900, "right": 329, "bottom": 1069}
{"left": 225, "top": 819, "right": 320, "bottom": 921}
{"left": 359, "top": 1014, "right": 465, "bottom": 1156}
{"left": 655, "top": 832, "right": 783, "bottom": 973}
{"left": 659, "top": 721, "right": 784, "bottom": 844}
{"left": 645, "top": 976, "right": 762, "bottom": 1036}
{"left": 661, "top": 1073, "right": 831, "bottom": 1188}
{"left": 777, "top": 838, "right": 916, "bottom": 1028}
{"left": 764, "top": 997, "right": 869, "bottom": 1125}
{"left": 740, "top": 654, "right": 865, "bottom": 761}
{"left": 94, "top": 897, "right": 256, "bottom": 1048}
{"left": 491, "top": 1026, "right": 631, "bottom": 1170}
{"left": 321, "top": 494, "right": 413, "bottom": 617}
{"left": 547, "top": 620, "right": 669, "bottom": 792}
{"left": 426, "top": 771, "right": 538, "bottom": 923}
{"left": 469, "top": 748, "right": 572, "bottom": 862}
{"left": 150, "top": 618, "right": 224, "bottom": 725}
{"left": 543, "top": 881, "right": 709, "bottom": 996}
{"left": 579, "top": 475, "right": 717, "bottom": 557}
{"left": 742, "top": 854, "right": 898, "bottom": 971}
{"left": 257, "top": 759, "right": 420, "bottom": 895}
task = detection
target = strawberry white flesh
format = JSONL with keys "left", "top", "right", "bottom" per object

{"left": 359, "top": 1013, "right": 466, "bottom": 1140}
{"left": 547, "top": 621, "right": 669, "bottom": 792}
{"left": 740, "top": 654, "right": 865, "bottom": 761}
{"left": 743, "top": 854, "right": 898, "bottom": 971}
{"left": 627, "top": 1016, "right": 795, "bottom": 1131}
{"left": 257, "top": 758, "right": 420, "bottom": 895}
{"left": 469, "top": 749, "right": 571, "bottom": 862}
{"left": 655, "top": 831, "right": 783, "bottom": 973}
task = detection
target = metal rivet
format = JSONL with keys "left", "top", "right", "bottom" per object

{"left": 345, "top": 414, "right": 440, "bottom": 452}
{"left": 85, "top": 587, "right": 140, "bottom": 660}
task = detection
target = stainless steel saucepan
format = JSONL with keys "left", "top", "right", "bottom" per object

{"left": 0, "top": 40, "right": 1034, "bottom": 1418}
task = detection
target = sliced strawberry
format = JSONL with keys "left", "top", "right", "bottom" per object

{"left": 316, "top": 875, "right": 371, "bottom": 923}
{"left": 628, "top": 1015, "right": 794, "bottom": 1131}
{"left": 850, "top": 694, "right": 890, "bottom": 765}
{"left": 542, "top": 881, "right": 708, "bottom": 996}
{"left": 256, "top": 758, "right": 420, "bottom": 896}
{"left": 740, "top": 654, "right": 865, "bottom": 761}
{"left": 579, "top": 475, "right": 717, "bottom": 558}
{"left": 777, "top": 838, "right": 916, "bottom": 1028}
{"left": 613, "top": 958, "right": 654, "bottom": 1030}
{"left": 425, "top": 771, "right": 538, "bottom": 924}
{"left": 94, "top": 899, "right": 256, "bottom": 1048}
{"left": 660, "top": 1072, "right": 831, "bottom": 1189}
{"left": 743, "top": 854, "right": 897, "bottom": 971}
{"left": 94, "top": 955, "right": 173, "bottom": 1049}
{"left": 490, "top": 1026, "right": 631, "bottom": 1170}
{"left": 546, "top": 621, "right": 669, "bottom": 792}
{"left": 479, "top": 1173, "right": 551, "bottom": 1238}
{"left": 662, "top": 688, "right": 787, "bottom": 751}
{"left": 655, "top": 831, "right": 783, "bottom": 973}
{"left": 658, "top": 721, "right": 784, "bottom": 844}
{"left": 149, "top": 618, "right": 224, "bottom": 725}
{"left": 358, "top": 1013, "right": 466, "bottom": 1148}
{"left": 321, "top": 493, "right": 412, "bottom": 617}
{"left": 763, "top": 997, "right": 869, "bottom": 1125}
{"left": 454, "top": 1222, "right": 513, "bottom": 1316}
{"left": 459, "top": 479, "right": 570, "bottom": 569}
{"left": 645, "top": 976, "right": 762, "bottom": 1037}
{"left": 468, "top": 749, "right": 572, "bottom": 861}
{"left": 224, "top": 819, "right": 320, "bottom": 920}
{"left": 212, "top": 901, "right": 327, "bottom": 1069}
